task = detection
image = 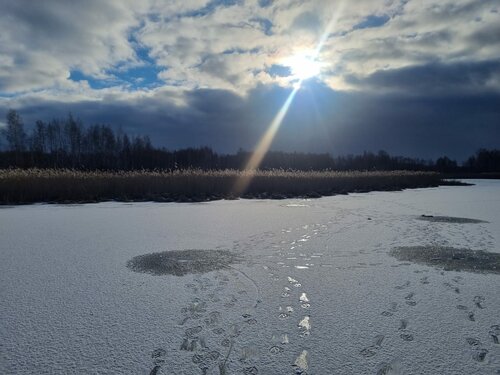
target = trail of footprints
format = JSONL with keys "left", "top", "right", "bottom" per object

{"left": 260, "top": 266, "right": 312, "bottom": 374}
{"left": 275, "top": 273, "right": 312, "bottom": 374}
{"left": 457, "top": 290, "right": 497, "bottom": 364}
{"left": 145, "top": 220, "right": 332, "bottom": 375}
{"left": 264, "top": 221, "right": 335, "bottom": 374}
{"left": 361, "top": 211, "right": 498, "bottom": 372}
{"left": 381, "top": 212, "right": 499, "bottom": 371}
{"left": 361, "top": 273, "right": 499, "bottom": 371}
{"left": 149, "top": 270, "right": 261, "bottom": 375}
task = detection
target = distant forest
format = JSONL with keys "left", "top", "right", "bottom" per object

{"left": 1, "top": 110, "right": 499, "bottom": 172}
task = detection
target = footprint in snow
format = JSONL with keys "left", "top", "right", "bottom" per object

{"left": 473, "top": 295, "right": 485, "bottom": 309}
{"left": 420, "top": 276, "right": 429, "bottom": 284}
{"left": 150, "top": 348, "right": 167, "bottom": 375}
{"left": 360, "top": 335, "right": 384, "bottom": 358}
{"left": 472, "top": 348, "right": 488, "bottom": 362}
{"left": 398, "top": 319, "right": 408, "bottom": 330}
{"left": 468, "top": 312, "right": 476, "bottom": 322}
{"left": 395, "top": 281, "right": 410, "bottom": 290}
{"left": 489, "top": 325, "right": 500, "bottom": 344}
{"left": 400, "top": 333, "right": 414, "bottom": 341}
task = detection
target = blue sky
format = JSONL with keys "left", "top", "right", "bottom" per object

{"left": 0, "top": 0, "right": 499, "bottom": 159}
{"left": 69, "top": 46, "right": 163, "bottom": 90}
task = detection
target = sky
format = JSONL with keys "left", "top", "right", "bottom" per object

{"left": 0, "top": 0, "right": 499, "bottom": 160}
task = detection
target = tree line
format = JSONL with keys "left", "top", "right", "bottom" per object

{"left": 1, "top": 110, "right": 499, "bottom": 172}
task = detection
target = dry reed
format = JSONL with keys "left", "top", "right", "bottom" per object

{"left": 0, "top": 168, "right": 442, "bottom": 204}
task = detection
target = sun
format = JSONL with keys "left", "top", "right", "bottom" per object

{"left": 284, "top": 52, "right": 322, "bottom": 81}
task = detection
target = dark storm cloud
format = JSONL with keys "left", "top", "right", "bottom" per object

{"left": 2, "top": 80, "right": 499, "bottom": 161}
{"left": 345, "top": 60, "right": 500, "bottom": 95}
{"left": 324, "top": 91, "right": 500, "bottom": 159}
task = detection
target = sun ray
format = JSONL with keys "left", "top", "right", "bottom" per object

{"left": 232, "top": 85, "right": 300, "bottom": 195}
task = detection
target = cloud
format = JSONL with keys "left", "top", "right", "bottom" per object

{"left": 1, "top": 0, "right": 499, "bottom": 94}
{"left": 0, "top": 1, "right": 152, "bottom": 93}
{"left": 345, "top": 60, "right": 500, "bottom": 95}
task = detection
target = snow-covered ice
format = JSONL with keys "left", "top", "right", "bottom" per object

{"left": 1, "top": 180, "right": 499, "bottom": 374}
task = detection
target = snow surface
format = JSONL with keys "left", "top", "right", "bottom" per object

{"left": 1, "top": 180, "right": 499, "bottom": 374}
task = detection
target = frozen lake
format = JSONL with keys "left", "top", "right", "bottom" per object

{"left": 1, "top": 180, "right": 499, "bottom": 374}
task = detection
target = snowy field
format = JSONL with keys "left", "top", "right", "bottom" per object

{"left": 1, "top": 180, "right": 499, "bottom": 374}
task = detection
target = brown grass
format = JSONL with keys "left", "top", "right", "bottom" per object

{"left": 0, "top": 168, "right": 442, "bottom": 204}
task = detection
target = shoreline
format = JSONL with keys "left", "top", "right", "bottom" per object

{"left": 0, "top": 168, "right": 469, "bottom": 205}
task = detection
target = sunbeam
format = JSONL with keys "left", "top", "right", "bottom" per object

{"left": 232, "top": 85, "right": 300, "bottom": 195}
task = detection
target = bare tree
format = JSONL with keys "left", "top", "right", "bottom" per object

{"left": 3, "top": 109, "right": 26, "bottom": 153}
{"left": 32, "top": 120, "right": 47, "bottom": 154}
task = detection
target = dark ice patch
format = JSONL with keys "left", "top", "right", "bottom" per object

{"left": 417, "top": 215, "right": 487, "bottom": 224}
{"left": 390, "top": 246, "right": 500, "bottom": 274}
{"left": 127, "top": 249, "right": 240, "bottom": 276}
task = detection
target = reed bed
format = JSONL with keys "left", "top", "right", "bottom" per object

{"left": 0, "top": 168, "right": 442, "bottom": 204}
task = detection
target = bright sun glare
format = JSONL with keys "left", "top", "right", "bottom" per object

{"left": 285, "top": 53, "right": 322, "bottom": 81}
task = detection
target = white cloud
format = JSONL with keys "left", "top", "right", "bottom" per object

{"left": 0, "top": 0, "right": 499, "bottom": 99}
{"left": 322, "top": 0, "right": 500, "bottom": 91}
{"left": 0, "top": 0, "right": 146, "bottom": 92}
